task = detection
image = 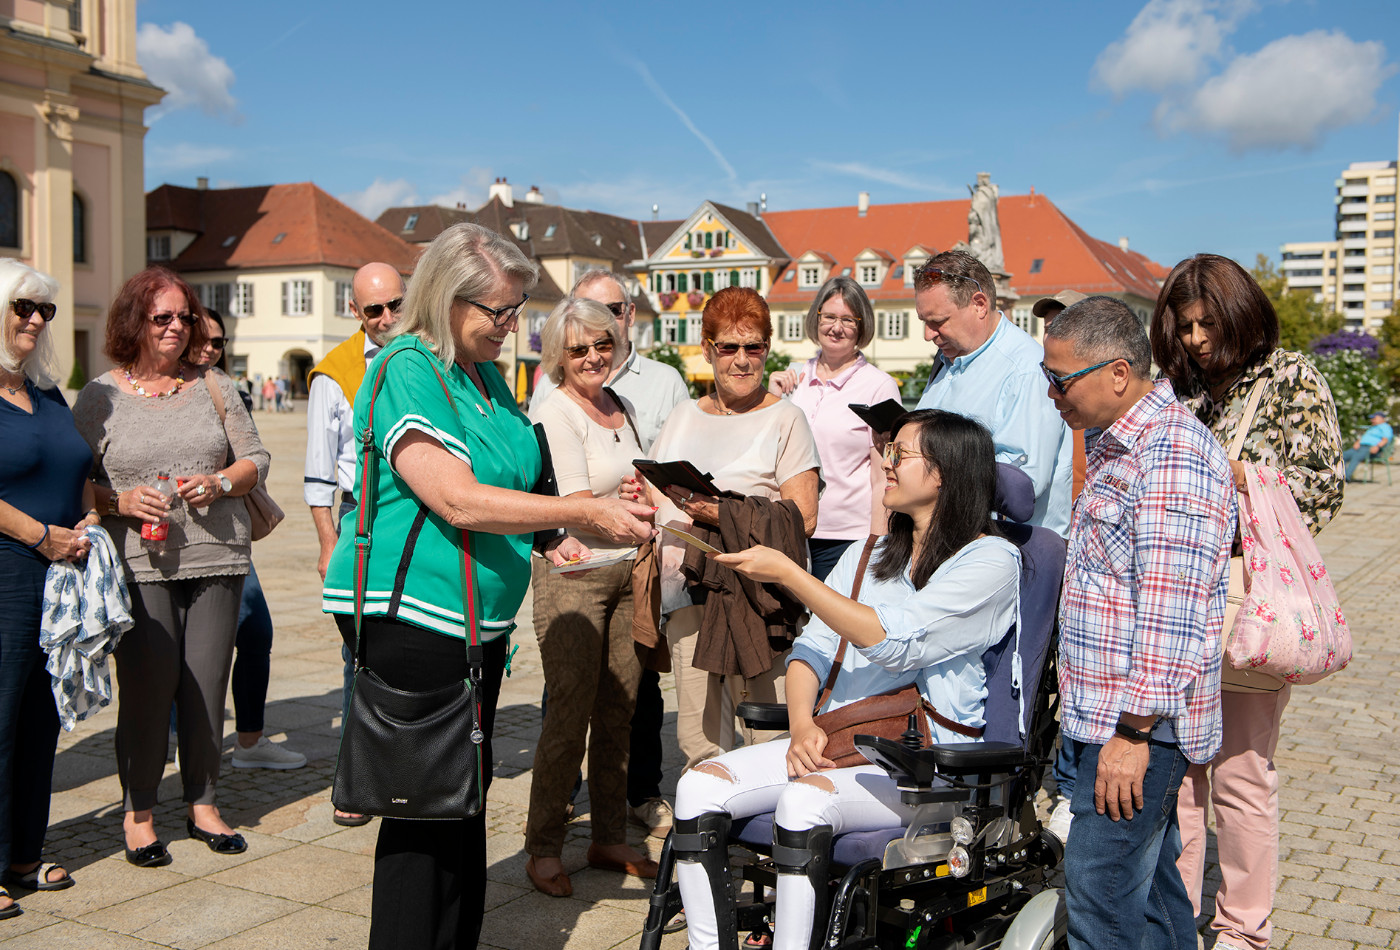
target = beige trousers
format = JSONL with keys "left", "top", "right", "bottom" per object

{"left": 664, "top": 604, "right": 787, "bottom": 771}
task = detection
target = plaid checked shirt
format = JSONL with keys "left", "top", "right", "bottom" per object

{"left": 1059, "top": 380, "right": 1235, "bottom": 764}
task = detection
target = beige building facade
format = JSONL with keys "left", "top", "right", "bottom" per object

{"left": 1, "top": 0, "right": 163, "bottom": 384}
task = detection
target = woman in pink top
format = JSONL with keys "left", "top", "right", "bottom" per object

{"left": 769, "top": 277, "right": 899, "bottom": 579}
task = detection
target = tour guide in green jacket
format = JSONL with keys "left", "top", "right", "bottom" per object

{"left": 317, "top": 223, "right": 655, "bottom": 950}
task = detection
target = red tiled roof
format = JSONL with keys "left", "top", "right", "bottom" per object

{"left": 147, "top": 183, "right": 420, "bottom": 274}
{"left": 761, "top": 194, "right": 1165, "bottom": 304}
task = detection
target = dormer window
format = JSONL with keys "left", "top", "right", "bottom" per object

{"left": 403, "top": 213, "right": 419, "bottom": 231}
{"left": 800, "top": 266, "right": 821, "bottom": 288}
{"left": 859, "top": 264, "right": 880, "bottom": 285}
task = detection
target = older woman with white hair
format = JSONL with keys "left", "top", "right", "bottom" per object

{"left": 522, "top": 297, "right": 655, "bottom": 898}
{"left": 320, "top": 224, "right": 655, "bottom": 950}
{"left": 0, "top": 259, "right": 96, "bottom": 916}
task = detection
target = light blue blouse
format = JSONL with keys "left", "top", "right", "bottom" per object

{"left": 787, "top": 535, "right": 1021, "bottom": 744}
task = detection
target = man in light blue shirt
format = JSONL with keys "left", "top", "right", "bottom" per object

{"left": 913, "top": 251, "right": 1072, "bottom": 536}
{"left": 1342, "top": 410, "right": 1391, "bottom": 481}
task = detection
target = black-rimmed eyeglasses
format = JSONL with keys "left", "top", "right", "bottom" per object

{"left": 460, "top": 294, "right": 530, "bottom": 327}
{"left": 11, "top": 299, "right": 57, "bottom": 322}
{"left": 1040, "top": 358, "right": 1133, "bottom": 395}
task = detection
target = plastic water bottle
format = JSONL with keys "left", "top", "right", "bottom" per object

{"left": 141, "top": 472, "right": 175, "bottom": 553}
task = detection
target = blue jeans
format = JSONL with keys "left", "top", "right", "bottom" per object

{"left": 231, "top": 564, "right": 274, "bottom": 734}
{"left": 0, "top": 553, "right": 61, "bottom": 869}
{"left": 807, "top": 537, "right": 856, "bottom": 583}
{"left": 1053, "top": 733, "right": 1080, "bottom": 800}
{"left": 1064, "top": 737, "right": 1196, "bottom": 950}
{"left": 1343, "top": 446, "right": 1374, "bottom": 480}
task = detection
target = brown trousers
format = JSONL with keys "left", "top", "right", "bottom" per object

{"left": 525, "top": 558, "right": 644, "bottom": 857}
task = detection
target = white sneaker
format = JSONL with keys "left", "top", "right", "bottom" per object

{"left": 628, "top": 797, "right": 674, "bottom": 839}
{"left": 1047, "top": 796, "right": 1073, "bottom": 844}
{"left": 231, "top": 736, "right": 308, "bottom": 770}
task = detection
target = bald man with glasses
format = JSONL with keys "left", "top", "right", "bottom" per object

{"left": 304, "top": 260, "right": 406, "bottom": 827}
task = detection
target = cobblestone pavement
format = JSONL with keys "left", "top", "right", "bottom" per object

{"left": 2, "top": 407, "right": 1396, "bottom": 949}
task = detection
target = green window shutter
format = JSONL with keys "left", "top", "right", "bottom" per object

{"left": 705, "top": 232, "right": 713, "bottom": 249}
{"left": 730, "top": 269, "right": 740, "bottom": 287}
{"left": 684, "top": 234, "right": 691, "bottom": 250}
{"left": 281, "top": 282, "right": 288, "bottom": 315}
{"left": 703, "top": 271, "right": 714, "bottom": 292}
{"left": 678, "top": 273, "right": 688, "bottom": 293}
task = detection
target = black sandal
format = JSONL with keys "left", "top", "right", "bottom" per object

{"left": 0, "top": 886, "right": 20, "bottom": 920}
{"left": 3, "top": 862, "right": 74, "bottom": 891}
{"left": 186, "top": 818, "right": 247, "bottom": 855}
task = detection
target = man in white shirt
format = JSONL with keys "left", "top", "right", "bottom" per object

{"left": 532, "top": 270, "right": 688, "bottom": 838}
{"left": 913, "top": 250, "right": 1072, "bottom": 536}
{"left": 304, "top": 260, "right": 405, "bottom": 827}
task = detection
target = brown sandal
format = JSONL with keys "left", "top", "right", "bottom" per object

{"left": 525, "top": 856, "right": 572, "bottom": 898}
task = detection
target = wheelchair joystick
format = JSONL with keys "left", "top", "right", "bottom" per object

{"left": 900, "top": 712, "right": 922, "bottom": 751}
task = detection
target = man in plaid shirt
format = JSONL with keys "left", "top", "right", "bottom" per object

{"left": 1041, "top": 297, "right": 1235, "bottom": 950}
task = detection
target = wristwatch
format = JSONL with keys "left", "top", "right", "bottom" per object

{"left": 107, "top": 491, "right": 121, "bottom": 516}
{"left": 217, "top": 473, "right": 233, "bottom": 495}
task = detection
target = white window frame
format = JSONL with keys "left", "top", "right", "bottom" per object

{"left": 781, "top": 313, "right": 805, "bottom": 342}
{"left": 283, "top": 280, "right": 313, "bottom": 317}
{"left": 230, "top": 282, "right": 254, "bottom": 317}
{"left": 335, "top": 280, "right": 355, "bottom": 317}
{"left": 740, "top": 268, "right": 758, "bottom": 289}
{"left": 684, "top": 314, "right": 702, "bottom": 344}
{"left": 1011, "top": 306, "right": 1033, "bottom": 333}
{"left": 147, "top": 234, "right": 171, "bottom": 262}
{"left": 660, "top": 315, "right": 679, "bottom": 344}
{"left": 858, "top": 263, "right": 880, "bottom": 286}
{"left": 799, "top": 265, "right": 821, "bottom": 288}
{"left": 877, "top": 311, "right": 906, "bottom": 340}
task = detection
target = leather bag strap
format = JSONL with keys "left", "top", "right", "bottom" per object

{"left": 356, "top": 349, "right": 480, "bottom": 671}
{"left": 814, "top": 535, "right": 878, "bottom": 713}
{"left": 1227, "top": 375, "right": 1271, "bottom": 462}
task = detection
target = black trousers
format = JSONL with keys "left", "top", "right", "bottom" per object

{"left": 627, "top": 669, "right": 664, "bottom": 805}
{"left": 337, "top": 614, "right": 507, "bottom": 950}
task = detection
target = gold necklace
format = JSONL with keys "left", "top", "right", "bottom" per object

{"left": 123, "top": 364, "right": 186, "bottom": 398}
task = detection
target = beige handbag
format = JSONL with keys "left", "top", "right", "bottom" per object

{"left": 205, "top": 373, "right": 285, "bottom": 542}
{"left": 1221, "top": 377, "right": 1285, "bottom": 694}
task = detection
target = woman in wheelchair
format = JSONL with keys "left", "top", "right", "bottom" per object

{"left": 673, "top": 409, "right": 1022, "bottom": 950}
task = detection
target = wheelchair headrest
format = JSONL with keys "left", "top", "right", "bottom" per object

{"left": 993, "top": 463, "right": 1035, "bottom": 524}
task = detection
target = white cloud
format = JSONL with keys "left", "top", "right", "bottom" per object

{"left": 1094, "top": 0, "right": 1251, "bottom": 95}
{"left": 138, "top": 22, "right": 239, "bottom": 120}
{"left": 807, "top": 160, "right": 959, "bottom": 197}
{"left": 146, "top": 142, "right": 235, "bottom": 173}
{"left": 1169, "top": 31, "right": 1396, "bottom": 151}
{"left": 339, "top": 178, "right": 420, "bottom": 220}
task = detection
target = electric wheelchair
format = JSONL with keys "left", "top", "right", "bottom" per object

{"left": 638, "top": 464, "right": 1069, "bottom": 950}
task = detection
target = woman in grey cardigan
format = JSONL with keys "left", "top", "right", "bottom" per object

{"left": 74, "top": 267, "right": 270, "bottom": 867}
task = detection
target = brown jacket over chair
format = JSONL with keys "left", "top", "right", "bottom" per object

{"left": 682, "top": 495, "right": 808, "bottom": 679}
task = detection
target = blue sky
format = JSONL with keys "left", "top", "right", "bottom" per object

{"left": 135, "top": 0, "right": 1400, "bottom": 271}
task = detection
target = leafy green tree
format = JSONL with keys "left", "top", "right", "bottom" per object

{"left": 1378, "top": 303, "right": 1400, "bottom": 395}
{"left": 764, "top": 350, "right": 792, "bottom": 382}
{"left": 647, "top": 342, "right": 701, "bottom": 398}
{"left": 1250, "top": 254, "right": 1341, "bottom": 353}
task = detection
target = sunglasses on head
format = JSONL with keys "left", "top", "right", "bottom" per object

{"left": 11, "top": 298, "right": 57, "bottom": 322}
{"left": 150, "top": 311, "right": 197, "bottom": 328}
{"left": 1040, "top": 358, "right": 1133, "bottom": 396}
{"left": 706, "top": 339, "right": 768, "bottom": 357}
{"left": 361, "top": 296, "right": 403, "bottom": 319}
{"left": 914, "top": 265, "right": 984, "bottom": 297}
{"left": 564, "top": 338, "right": 615, "bottom": 360}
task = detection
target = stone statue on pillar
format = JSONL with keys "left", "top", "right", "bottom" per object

{"left": 966, "top": 172, "right": 1004, "bottom": 275}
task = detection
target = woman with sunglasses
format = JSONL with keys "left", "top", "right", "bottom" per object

{"left": 767, "top": 276, "right": 900, "bottom": 580}
{"left": 73, "top": 267, "right": 270, "bottom": 868}
{"left": 187, "top": 311, "right": 306, "bottom": 773}
{"left": 0, "top": 260, "right": 95, "bottom": 916}
{"left": 522, "top": 297, "right": 656, "bottom": 897}
{"left": 649, "top": 286, "right": 821, "bottom": 771}
{"left": 320, "top": 224, "right": 655, "bottom": 950}
{"left": 672, "top": 410, "right": 1019, "bottom": 950}
{"left": 1149, "top": 254, "right": 1343, "bottom": 950}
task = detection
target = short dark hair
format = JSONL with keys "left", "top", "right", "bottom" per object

{"left": 912, "top": 249, "right": 993, "bottom": 309}
{"left": 1149, "top": 253, "right": 1278, "bottom": 398}
{"left": 203, "top": 308, "right": 228, "bottom": 372}
{"left": 104, "top": 266, "right": 207, "bottom": 366}
{"left": 702, "top": 286, "right": 772, "bottom": 344}
{"left": 804, "top": 276, "right": 875, "bottom": 348}
{"left": 873, "top": 409, "right": 1000, "bottom": 590}
{"left": 1045, "top": 296, "right": 1152, "bottom": 380}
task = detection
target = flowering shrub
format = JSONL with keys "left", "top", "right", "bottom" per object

{"left": 528, "top": 331, "right": 541, "bottom": 353}
{"left": 1313, "top": 348, "right": 1390, "bottom": 438}
{"left": 687, "top": 290, "right": 705, "bottom": 309}
{"left": 1311, "top": 330, "right": 1380, "bottom": 361}
{"left": 709, "top": 248, "right": 723, "bottom": 258}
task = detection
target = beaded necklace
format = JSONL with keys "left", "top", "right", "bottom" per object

{"left": 122, "top": 364, "right": 187, "bottom": 398}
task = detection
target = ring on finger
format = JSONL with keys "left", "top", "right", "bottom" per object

{"left": 195, "top": 485, "right": 206, "bottom": 496}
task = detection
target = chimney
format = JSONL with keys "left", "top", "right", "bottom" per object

{"left": 524, "top": 185, "right": 544, "bottom": 204}
{"left": 759, "top": 192, "right": 767, "bottom": 214}
{"left": 746, "top": 201, "right": 759, "bottom": 216}
{"left": 652, "top": 203, "right": 659, "bottom": 221}
{"left": 1118, "top": 236, "right": 1130, "bottom": 251}
{"left": 488, "top": 177, "right": 514, "bottom": 207}
{"left": 857, "top": 191, "right": 870, "bottom": 216}
{"left": 1028, "top": 185, "right": 1036, "bottom": 207}
{"left": 196, "top": 176, "right": 209, "bottom": 190}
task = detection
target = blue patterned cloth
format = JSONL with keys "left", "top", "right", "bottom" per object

{"left": 39, "top": 526, "right": 133, "bottom": 731}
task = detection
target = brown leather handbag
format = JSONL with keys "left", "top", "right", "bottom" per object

{"left": 810, "top": 536, "right": 982, "bottom": 768}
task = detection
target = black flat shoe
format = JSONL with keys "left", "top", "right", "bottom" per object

{"left": 124, "top": 841, "right": 172, "bottom": 868}
{"left": 186, "top": 818, "right": 246, "bottom": 854}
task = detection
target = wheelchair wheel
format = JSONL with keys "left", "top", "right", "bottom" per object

{"left": 996, "top": 889, "right": 1066, "bottom": 950}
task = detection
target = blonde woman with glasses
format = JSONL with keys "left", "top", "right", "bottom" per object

{"left": 768, "top": 276, "right": 899, "bottom": 579}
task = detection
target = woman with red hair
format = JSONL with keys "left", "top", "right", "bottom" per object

{"left": 649, "top": 287, "right": 821, "bottom": 770}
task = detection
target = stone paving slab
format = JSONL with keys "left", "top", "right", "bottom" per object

{"left": 2, "top": 409, "right": 1396, "bottom": 949}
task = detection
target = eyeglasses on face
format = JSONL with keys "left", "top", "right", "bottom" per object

{"left": 460, "top": 293, "right": 529, "bottom": 327}
{"left": 882, "top": 441, "right": 930, "bottom": 467}
{"left": 11, "top": 298, "right": 57, "bottom": 322}
{"left": 564, "top": 338, "right": 615, "bottom": 360}
{"left": 817, "top": 312, "right": 861, "bottom": 330}
{"left": 149, "top": 311, "right": 197, "bottom": 328}
{"left": 1040, "top": 358, "right": 1133, "bottom": 396}
{"left": 361, "top": 296, "right": 403, "bottom": 319}
{"left": 706, "top": 338, "right": 768, "bottom": 357}
{"left": 206, "top": 337, "right": 226, "bottom": 350}
{"left": 603, "top": 301, "right": 628, "bottom": 317}
{"left": 914, "top": 264, "right": 984, "bottom": 297}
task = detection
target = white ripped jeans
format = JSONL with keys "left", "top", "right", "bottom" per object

{"left": 675, "top": 739, "right": 912, "bottom": 950}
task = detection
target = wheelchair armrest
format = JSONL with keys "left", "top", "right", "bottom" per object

{"left": 854, "top": 735, "right": 1033, "bottom": 786}
{"left": 736, "top": 702, "right": 790, "bottom": 731}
